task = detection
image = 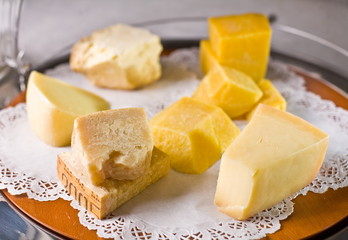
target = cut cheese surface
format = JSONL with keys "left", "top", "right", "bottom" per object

{"left": 246, "top": 79, "right": 286, "bottom": 120}
{"left": 57, "top": 148, "right": 170, "bottom": 219}
{"left": 26, "top": 71, "right": 110, "bottom": 147}
{"left": 215, "top": 104, "right": 329, "bottom": 220}
{"left": 72, "top": 108, "right": 153, "bottom": 185}
{"left": 150, "top": 97, "right": 240, "bottom": 174}
{"left": 193, "top": 64, "right": 262, "bottom": 118}
{"left": 208, "top": 13, "right": 271, "bottom": 82}
{"left": 199, "top": 39, "right": 218, "bottom": 75}
{"left": 70, "top": 24, "right": 162, "bottom": 90}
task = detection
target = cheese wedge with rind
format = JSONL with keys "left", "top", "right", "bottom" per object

{"left": 208, "top": 13, "right": 271, "bottom": 82}
{"left": 26, "top": 71, "right": 110, "bottom": 147}
{"left": 193, "top": 64, "right": 263, "bottom": 118}
{"left": 150, "top": 97, "right": 240, "bottom": 174}
{"left": 72, "top": 108, "right": 153, "bottom": 185}
{"left": 215, "top": 104, "right": 328, "bottom": 220}
{"left": 57, "top": 148, "right": 169, "bottom": 219}
{"left": 246, "top": 79, "right": 286, "bottom": 120}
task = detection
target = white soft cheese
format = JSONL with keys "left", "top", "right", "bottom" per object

{"left": 70, "top": 24, "right": 163, "bottom": 90}
{"left": 71, "top": 108, "right": 153, "bottom": 185}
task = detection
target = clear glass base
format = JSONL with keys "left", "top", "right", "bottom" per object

{"left": 0, "top": 68, "right": 19, "bottom": 109}
{"left": 0, "top": 66, "right": 10, "bottom": 82}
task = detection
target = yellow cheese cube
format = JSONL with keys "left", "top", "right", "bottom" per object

{"left": 26, "top": 71, "right": 110, "bottom": 147}
{"left": 193, "top": 64, "right": 263, "bottom": 118}
{"left": 200, "top": 39, "right": 218, "bottom": 75}
{"left": 215, "top": 104, "right": 328, "bottom": 220}
{"left": 150, "top": 97, "right": 240, "bottom": 174}
{"left": 246, "top": 79, "right": 287, "bottom": 120}
{"left": 209, "top": 13, "right": 271, "bottom": 82}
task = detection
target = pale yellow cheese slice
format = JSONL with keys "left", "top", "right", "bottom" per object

{"left": 150, "top": 97, "right": 240, "bottom": 174}
{"left": 26, "top": 71, "right": 110, "bottom": 147}
{"left": 57, "top": 148, "right": 170, "bottom": 219}
{"left": 72, "top": 108, "right": 153, "bottom": 185}
{"left": 215, "top": 104, "right": 329, "bottom": 220}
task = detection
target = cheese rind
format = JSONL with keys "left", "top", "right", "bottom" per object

{"left": 215, "top": 104, "right": 328, "bottom": 220}
{"left": 193, "top": 64, "right": 263, "bottom": 118}
{"left": 150, "top": 97, "right": 240, "bottom": 174}
{"left": 57, "top": 148, "right": 170, "bottom": 219}
{"left": 246, "top": 79, "right": 287, "bottom": 120}
{"left": 71, "top": 108, "right": 153, "bottom": 185}
{"left": 70, "top": 24, "right": 162, "bottom": 90}
{"left": 208, "top": 13, "right": 271, "bottom": 82}
{"left": 26, "top": 71, "right": 110, "bottom": 147}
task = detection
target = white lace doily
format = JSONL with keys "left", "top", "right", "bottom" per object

{"left": 0, "top": 49, "right": 347, "bottom": 240}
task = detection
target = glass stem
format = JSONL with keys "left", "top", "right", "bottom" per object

{"left": 0, "top": 0, "right": 27, "bottom": 92}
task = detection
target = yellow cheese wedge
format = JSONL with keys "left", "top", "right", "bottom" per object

{"left": 150, "top": 97, "right": 240, "bottom": 174}
{"left": 70, "top": 24, "right": 162, "bottom": 90}
{"left": 208, "top": 13, "right": 271, "bottom": 82}
{"left": 193, "top": 64, "right": 263, "bottom": 118}
{"left": 72, "top": 108, "right": 153, "bottom": 185}
{"left": 200, "top": 39, "right": 218, "bottom": 75}
{"left": 246, "top": 79, "right": 287, "bottom": 120}
{"left": 57, "top": 148, "right": 170, "bottom": 219}
{"left": 26, "top": 71, "right": 110, "bottom": 147}
{"left": 215, "top": 104, "right": 329, "bottom": 220}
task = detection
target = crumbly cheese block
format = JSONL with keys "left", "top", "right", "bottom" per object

{"left": 200, "top": 39, "right": 218, "bottom": 75}
{"left": 150, "top": 97, "right": 240, "bottom": 174}
{"left": 57, "top": 148, "right": 170, "bottom": 219}
{"left": 72, "top": 108, "right": 153, "bottom": 185}
{"left": 209, "top": 13, "right": 271, "bottom": 82}
{"left": 70, "top": 24, "right": 162, "bottom": 90}
{"left": 215, "top": 104, "right": 329, "bottom": 220}
{"left": 246, "top": 79, "right": 287, "bottom": 120}
{"left": 193, "top": 64, "right": 263, "bottom": 118}
{"left": 26, "top": 71, "right": 110, "bottom": 147}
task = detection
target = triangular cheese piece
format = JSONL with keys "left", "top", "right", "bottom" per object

{"left": 26, "top": 71, "right": 109, "bottom": 147}
{"left": 215, "top": 104, "right": 329, "bottom": 220}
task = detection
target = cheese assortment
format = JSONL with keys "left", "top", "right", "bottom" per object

{"left": 22, "top": 13, "right": 328, "bottom": 223}
{"left": 246, "top": 79, "right": 287, "bottom": 120}
{"left": 57, "top": 148, "right": 169, "bottom": 219}
{"left": 70, "top": 24, "right": 162, "bottom": 90}
{"left": 26, "top": 71, "right": 110, "bottom": 147}
{"left": 193, "top": 64, "right": 263, "bottom": 118}
{"left": 198, "top": 13, "right": 285, "bottom": 121}
{"left": 150, "top": 97, "right": 240, "bottom": 174}
{"left": 215, "top": 104, "right": 329, "bottom": 220}
{"left": 208, "top": 13, "right": 272, "bottom": 82}
{"left": 71, "top": 108, "right": 153, "bottom": 185}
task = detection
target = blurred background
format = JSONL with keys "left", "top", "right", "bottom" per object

{"left": 18, "top": 0, "right": 348, "bottom": 67}
{"left": 1, "top": 0, "right": 347, "bottom": 239}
